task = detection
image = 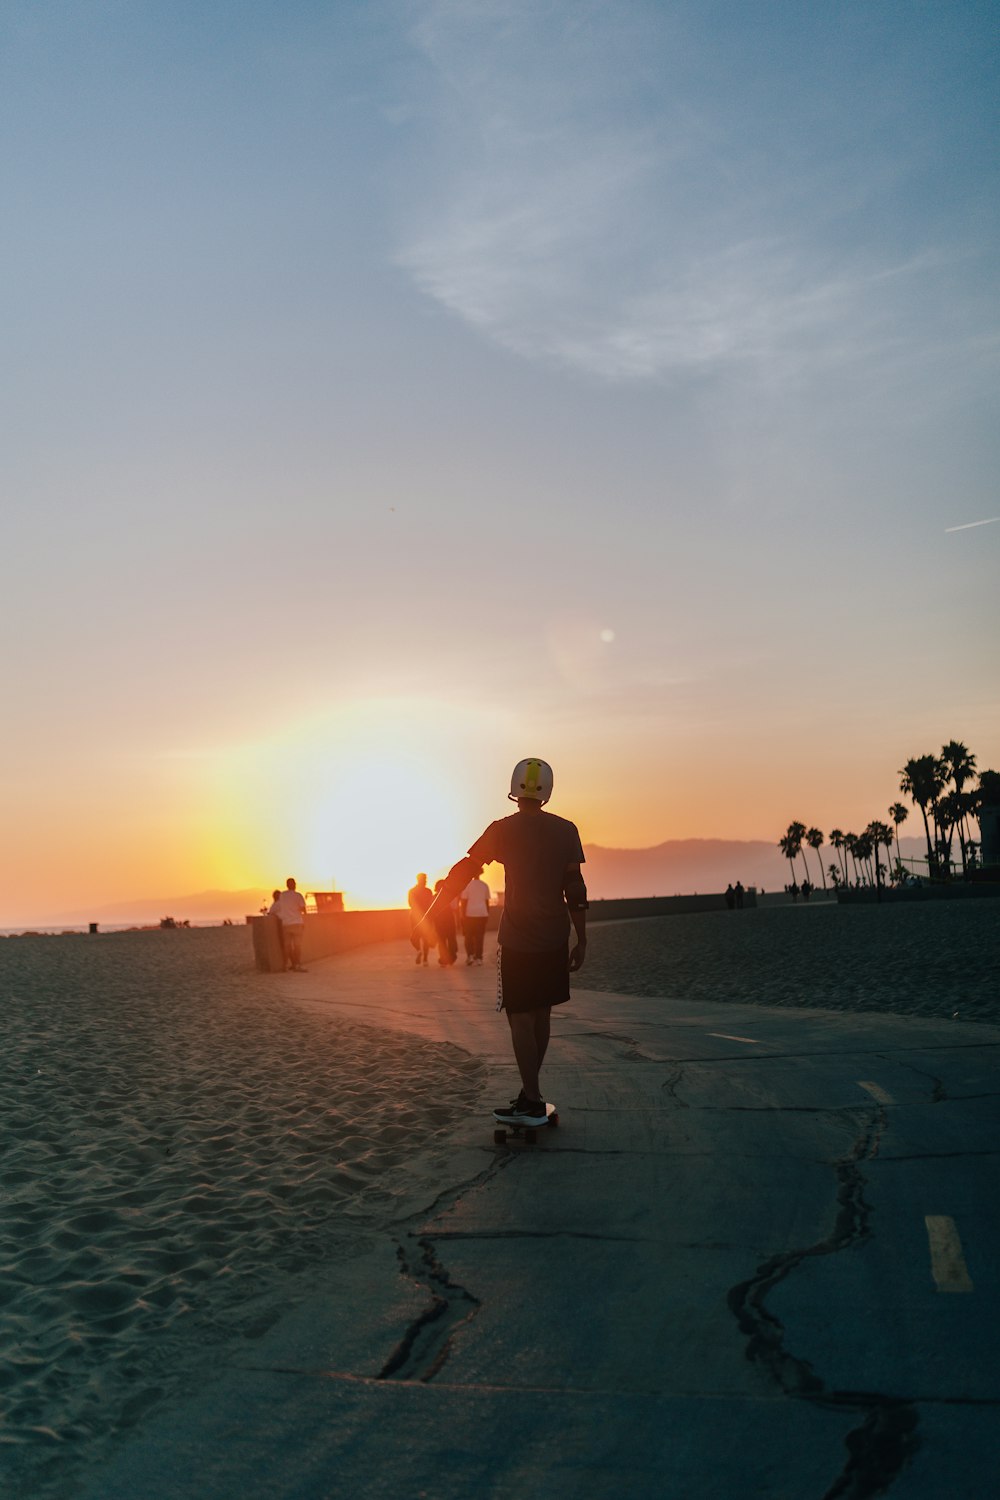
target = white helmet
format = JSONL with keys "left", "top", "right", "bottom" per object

{"left": 509, "top": 757, "right": 554, "bottom": 804}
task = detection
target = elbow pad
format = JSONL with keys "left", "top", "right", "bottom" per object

{"left": 564, "top": 871, "right": 589, "bottom": 911}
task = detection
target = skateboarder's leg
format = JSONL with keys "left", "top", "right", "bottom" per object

{"left": 506, "top": 1009, "right": 543, "bottom": 1101}
{"left": 533, "top": 1006, "right": 551, "bottom": 1070}
{"left": 506, "top": 1004, "right": 552, "bottom": 1102}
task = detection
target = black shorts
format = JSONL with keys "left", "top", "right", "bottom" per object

{"left": 499, "top": 946, "right": 570, "bottom": 1015}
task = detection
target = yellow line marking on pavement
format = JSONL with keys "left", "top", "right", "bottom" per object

{"left": 708, "top": 1033, "right": 761, "bottom": 1045}
{"left": 858, "top": 1081, "right": 895, "bottom": 1105}
{"left": 925, "top": 1216, "right": 974, "bottom": 1293}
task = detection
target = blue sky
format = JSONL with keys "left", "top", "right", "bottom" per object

{"left": 2, "top": 1, "right": 998, "bottom": 919}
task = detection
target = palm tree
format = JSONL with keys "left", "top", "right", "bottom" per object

{"left": 888, "top": 802, "right": 909, "bottom": 874}
{"left": 941, "top": 740, "right": 977, "bottom": 793}
{"left": 899, "top": 755, "right": 947, "bottom": 877}
{"left": 854, "top": 830, "right": 875, "bottom": 886}
{"left": 779, "top": 828, "right": 802, "bottom": 890}
{"left": 829, "top": 829, "right": 848, "bottom": 885}
{"left": 940, "top": 741, "right": 977, "bottom": 874}
{"left": 935, "top": 792, "right": 959, "bottom": 876}
{"left": 879, "top": 820, "right": 896, "bottom": 876}
{"left": 866, "top": 820, "right": 895, "bottom": 895}
{"left": 787, "top": 821, "right": 809, "bottom": 884}
{"left": 805, "top": 828, "right": 826, "bottom": 889}
{"left": 843, "top": 832, "right": 860, "bottom": 886}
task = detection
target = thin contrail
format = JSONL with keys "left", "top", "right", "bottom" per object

{"left": 944, "top": 516, "right": 1000, "bottom": 533}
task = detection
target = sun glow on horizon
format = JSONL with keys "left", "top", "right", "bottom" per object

{"left": 305, "top": 751, "right": 468, "bottom": 908}
{"left": 204, "top": 696, "right": 515, "bottom": 909}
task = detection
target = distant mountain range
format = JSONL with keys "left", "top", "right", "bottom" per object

{"left": 47, "top": 836, "right": 933, "bottom": 925}
{"left": 52, "top": 889, "right": 271, "bottom": 926}
{"left": 583, "top": 835, "right": 929, "bottom": 899}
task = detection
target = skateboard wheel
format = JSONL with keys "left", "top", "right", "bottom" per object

{"left": 493, "top": 1128, "right": 507, "bottom": 1145}
{"left": 549, "top": 1113, "right": 559, "bottom": 1128}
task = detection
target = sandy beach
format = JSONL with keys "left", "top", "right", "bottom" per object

{"left": 0, "top": 928, "right": 485, "bottom": 1498}
{"left": 2, "top": 899, "right": 998, "bottom": 1498}
{"left": 581, "top": 898, "right": 1000, "bottom": 1023}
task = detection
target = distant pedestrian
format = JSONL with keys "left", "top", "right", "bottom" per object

{"left": 789, "top": 881, "right": 799, "bottom": 903}
{"left": 274, "top": 877, "right": 307, "bottom": 971}
{"left": 725, "top": 883, "right": 736, "bottom": 910}
{"left": 801, "top": 878, "right": 811, "bottom": 902}
{"left": 407, "top": 872, "right": 433, "bottom": 966}
{"left": 432, "top": 879, "right": 458, "bottom": 966}
{"left": 734, "top": 880, "right": 745, "bottom": 909}
{"left": 460, "top": 866, "right": 491, "bottom": 964}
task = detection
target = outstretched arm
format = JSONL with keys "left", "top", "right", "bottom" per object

{"left": 416, "top": 856, "right": 479, "bottom": 935}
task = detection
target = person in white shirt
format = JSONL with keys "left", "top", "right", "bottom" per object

{"left": 274, "top": 877, "right": 307, "bottom": 971}
{"left": 460, "top": 867, "right": 491, "bottom": 965}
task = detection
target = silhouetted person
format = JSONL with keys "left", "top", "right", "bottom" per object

{"left": 432, "top": 878, "right": 458, "bottom": 966}
{"left": 274, "top": 877, "right": 307, "bottom": 971}
{"left": 417, "top": 758, "right": 587, "bottom": 1130}
{"left": 460, "top": 865, "right": 491, "bottom": 964}
{"left": 407, "top": 872, "right": 433, "bottom": 966}
{"left": 734, "top": 880, "right": 745, "bottom": 909}
{"left": 725, "top": 883, "right": 736, "bottom": 910}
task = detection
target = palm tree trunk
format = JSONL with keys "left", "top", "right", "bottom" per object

{"left": 919, "top": 804, "right": 934, "bottom": 875}
{"left": 956, "top": 821, "right": 968, "bottom": 876}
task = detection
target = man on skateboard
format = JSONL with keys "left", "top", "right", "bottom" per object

{"left": 418, "top": 758, "right": 587, "bottom": 1128}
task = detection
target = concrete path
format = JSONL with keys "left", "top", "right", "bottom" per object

{"left": 83, "top": 942, "right": 1000, "bottom": 1499}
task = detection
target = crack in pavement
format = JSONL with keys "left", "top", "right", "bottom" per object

{"left": 577, "top": 1030, "right": 669, "bottom": 1064}
{"left": 418, "top": 1228, "right": 714, "bottom": 1245}
{"left": 661, "top": 1066, "right": 690, "bottom": 1106}
{"left": 373, "top": 1140, "right": 530, "bottom": 1383}
{"left": 892, "top": 1058, "right": 948, "bottom": 1102}
{"left": 377, "top": 1236, "right": 481, "bottom": 1383}
{"left": 727, "top": 1104, "right": 922, "bottom": 1500}
{"left": 874, "top": 1147, "right": 1000, "bottom": 1163}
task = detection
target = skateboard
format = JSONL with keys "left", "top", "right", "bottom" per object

{"left": 493, "top": 1102, "right": 559, "bottom": 1145}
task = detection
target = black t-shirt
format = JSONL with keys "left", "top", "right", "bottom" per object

{"left": 467, "top": 810, "right": 585, "bottom": 953}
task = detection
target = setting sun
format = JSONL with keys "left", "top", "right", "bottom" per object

{"left": 206, "top": 698, "right": 514, "bottom": 909}
{"left": 304, "top": 751, "right": 468, "bottom": 907}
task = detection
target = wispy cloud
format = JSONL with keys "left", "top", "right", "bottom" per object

{"left": 944, "top": 517, "right": 999, "bottom": 533}
{"left": 394, "top": 1, "right": 999, "bottom": 388}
